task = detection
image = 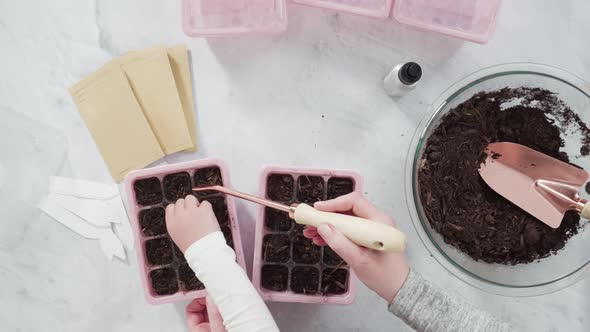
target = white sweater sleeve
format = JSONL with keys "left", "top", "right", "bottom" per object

{"left": 184, "top": 231, "right": 279, "bottom": 332}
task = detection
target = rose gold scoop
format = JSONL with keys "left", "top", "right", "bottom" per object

{"left": 479, "top": 142, "right": 590, "bottom": 229}
{"left": 193, "top": 185, "right": 406, "bottom": 252}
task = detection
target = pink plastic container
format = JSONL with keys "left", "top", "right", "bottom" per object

{"left": 252, "top": 165, "right": 363, "bottom": 304}
{"left": 293, "top": 0, "right": 393, "bottom": 18}
{"left": 393, "top": 0, "right": 502, "bottom": 44}
{"left": 124, "top": 158, "right": 246, "bottom": 305}
{"left": 182, "top": 0, "right": 288, "bottom": 37}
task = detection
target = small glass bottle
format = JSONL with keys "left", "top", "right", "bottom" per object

{"left": 383, "top": 62, "right": 422, "bottom": 97}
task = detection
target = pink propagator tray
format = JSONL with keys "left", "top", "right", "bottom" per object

{"left": 182, "top": 0, "right": 288, "bottom": 37}
{"left": 393, "top": 0, "right": 502, "bottom": 44}
{"left": 124, "top": 158, "right": 247, "bottom": 305}
{"left": 252, "top": 165, "right": 363, "bottom": 304}
{"left": 293, "top": 0, "right": 393, "bottom": 18}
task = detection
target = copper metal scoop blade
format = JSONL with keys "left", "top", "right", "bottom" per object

{"left": 479, "top": 142, "right": 589, "bottom": 229}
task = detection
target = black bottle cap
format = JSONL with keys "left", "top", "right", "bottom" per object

{"left": 398, "top": 62, "right": 422, "bottom": 85}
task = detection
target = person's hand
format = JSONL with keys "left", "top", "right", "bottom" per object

{"left": 166, "top": 195, "right": 220, "bottom": 252}
{"left": 186, "top": 296, "right": 227, "bottom": 332}
{"left": 303, "top": 193, "right": 410, "bottom": 303}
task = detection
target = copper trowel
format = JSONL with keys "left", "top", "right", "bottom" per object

{"left": 193, "top": 185, "right": 406, "bottom": 252}
{"left": 479, "top": 142, "right": 590, "bottom": 229}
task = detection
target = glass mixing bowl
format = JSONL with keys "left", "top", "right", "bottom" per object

{"left": 405, "top": 63, "right": 590, "bottom": 296}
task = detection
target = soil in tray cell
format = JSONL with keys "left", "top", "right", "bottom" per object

{"left": 205, "top": 196, "right": 229, "bottom": 224}
{"left": 194, "top": 167, "right": 223, "bottom": 196}
{"left": 150, "top": 267, "right": 178, "bottom": 295}
{"left": 264, "top": 207, "right": 293, "bottom": 232}
{"left": 292, "top": 235, "right": 321, "bottom": 264}
{"left": 178, "top": 263, "right": 205, "bottom": 291}
{"left": 296, "top": 176, "right": 325, "bottom": 204}
{"left": 163, "top": 172, "right": 192, "bottom": 202}
{"left": 134, "top": 177, "right": 163, "bottom": 206}
{"left": 173, "top": 243, "right": 186, "bottom": 263}
{"left": 261, "top": 265, "right": 289, "bottom": 291}
{"left": 321, "top": 268, "right": 348, "bottom": 295}
{"left": 327, "top": 177, "right": 354, "bottom": 200}
{"left": 266, "top": 174, "right": 294, "bottom": 202}
{"left": 323, "top": 246, "right": 345, "bottom": 266}
{"left": 139, "top": 207, "right": 167, "bottom": 236}
{"left": 262, "top": 234, "right": 290, "bottom": 263}
{"left": 220, "top": 224, "right": 234, "bottom": 249}
{"left": 290, "top": 266, "right": 320, "bottom": 295}
{"left": 145, "top": 237, "right": 174, "bottom": 266}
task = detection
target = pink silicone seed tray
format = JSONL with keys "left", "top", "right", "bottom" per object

{"left": 293, "top": 0, "right": 393, "bottom": 18}
{"left": 124, "top": 158, "right": 246, "bottom": 305}
{"left": 252, "top": 165, "right": 362, "bottom": 304}
{"left": 393, "top": 0, "right": 502, "bottom": 44}
{"left": 182, "top": 0, "right": 288, "bottom": 37}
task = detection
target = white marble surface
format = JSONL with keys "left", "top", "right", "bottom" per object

{"left": 1, "top": 0, "right": 589, "bottom": 331}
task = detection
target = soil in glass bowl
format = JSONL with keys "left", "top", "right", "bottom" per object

{"left": 418, "top": 87, "right": 590, "bottom": 265}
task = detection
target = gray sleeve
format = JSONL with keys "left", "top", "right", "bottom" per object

{"left": 388, "top": 270, "right": 513, "bottom": 332}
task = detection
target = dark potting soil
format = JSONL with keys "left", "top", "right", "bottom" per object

{"left": 264, "top": 207, "right": 293, "bottom": 232}
{"left": 290, "top": 266, "right": 319, "bottom": 295}
{"left": 173, "top": 243, "right": 186, "bottom": 263}
{"left": 194, "top": 167, "right": 223, "bottom": 196}
{"left": 206, "top": 196, "right": 229, "bottom": 224}
{"left": 296, "top": 176, "right": 325, "bottom": 203}
{"left": 261, "top": 265, "right": 289, "bottom": 291}
{"left": 263, "top": 234, "right": 290, "bottom": 263}
{"left": 267, "top": 174, "right": 294, "bottom": 201}
{"left": 163, "top": 172, "right": 192, "bottom": 202}
{"left": 134, "top": 177, "right": 163, "bottom": 206}
{"left": 323, "top": 246, "right": 345, "bottom": 266}
{"left": 418, "top": 87, "right": 586, "bottom": 265}
{"left": 139, "top": 207, "right": 167, "bottom": 237}
{"left": 292, "top": 235, "right": 321, "bottom": 264}
{"left": 321, "top": 268, "right": 348, "bottom": 295}
{"left": 150, "top": 267, "right": 178, "bottom": 295}
{"left": 145, "top": 237, "right": 174, "bottom": 266}
{"left": 220, "top": 224, "right": 234, "bottom": 249}
{"left": 327, "top": 177, "right": 354, "bottom": 200}
{"left": 178, "top": 263, "right": 204, "bottom": 291}
{"left": 585, "top": 182, "right": 590, "bottom": 195}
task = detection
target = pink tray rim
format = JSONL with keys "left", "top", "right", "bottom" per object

{"left": 124, "top": 157, "right": 247, "bottom": 305}
{"left": 392, "top": 1, "right": 502, "bottom": 44}
{"left": 252, "top": 165, "right": 363, "bottom": 305}
{"left": 181, "top": 0, "right": 289, "bottom": 37}
{"left": 292, "top": 0, "right": 393, "bottom": 18}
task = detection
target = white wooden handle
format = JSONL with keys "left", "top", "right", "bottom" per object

{"left": 581, "top": 202, "right": 590, "bottom": 219}
{"left": 293, "top": 204, "right": 406, "bottom": 252}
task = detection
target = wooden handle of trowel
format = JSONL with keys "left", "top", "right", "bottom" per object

{"left": 293, "top": 204, "right": 406, "bottom": 252}
{"left": 581, "top": 203, "right": 590, "bottom": 219}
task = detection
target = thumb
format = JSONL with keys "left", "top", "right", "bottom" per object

{"left": 206, "top": 296, "right": 226, "bottom": 332}
{"left": 317, "top": 224, "right": 365, "bottom": 267}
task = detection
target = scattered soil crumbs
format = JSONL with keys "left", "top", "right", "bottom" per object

{"left": 291, "top": 266, "right": 319, "bottom": 294}
{"left": 261, "top": 265, "right": 289, "bottom": 291}
{"left": 418, "top": 87, "right": 587, "bottom": 264}
{"left": 150, "top": 268, "right": 178, "bottom": 295}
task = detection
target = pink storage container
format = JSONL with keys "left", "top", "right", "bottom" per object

{"left": 124, "top": 158, "right": 246, "bottom": 305}
{"left": 182, "top": 0, "right": 288, "bottom": 37}
{"left": 293, "top": 0, "right": 393, "bottom": 18}
{"left": 393, "top": 0, "right": 502, "bottom": 43}
{"left": 252, "top": 165, "right": 363, "bottom": 304}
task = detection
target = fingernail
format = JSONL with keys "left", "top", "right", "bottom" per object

{"left": 317, "top": 224, "right": 331, "bottom": 237}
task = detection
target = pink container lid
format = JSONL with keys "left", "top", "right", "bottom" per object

{"left": 393, "top": 0, "right": 502, "bottom": 43}
{"left": 182, "top": 0, "right": 288, "bottom": 37}
{"left": 252, "top": 165, "right": 363, "bottom": 305}
{"left": 124, "top": 158, "right": 247, "bottom": 305}
{"left": 293, "top": 0, "right": 393, "bottom": 18}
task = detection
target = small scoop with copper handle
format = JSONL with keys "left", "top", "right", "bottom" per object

{"left": 193, "top": 185, "right": 406, "bottom": 252}
{"left": 479, "top": 142, "right": 590, "bottom": 228}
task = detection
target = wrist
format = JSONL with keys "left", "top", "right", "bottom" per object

{"left": 382, "top": 263, "right": 410, "bottom": 303}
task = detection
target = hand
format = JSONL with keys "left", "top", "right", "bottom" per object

{"left": 166, "top": 195, "right": 220, "bottom": 253}
{"left": 303, "top": 193, "right": 410, "bottom": 303}
{"left": 186, "top": 296, "right": 227, "bottom": 332}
